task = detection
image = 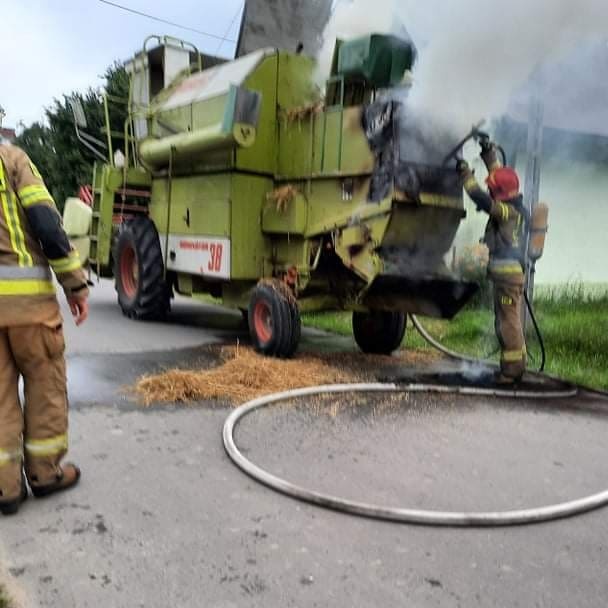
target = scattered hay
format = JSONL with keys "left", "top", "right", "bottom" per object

{"left": 133, "top": 345, "right": 444, "bottom": 407}
{"left": 134, "top": 346, "right": 358, "bottom": 406}
{"left": 282, "top": 101, "right": 324, "bottom": 123}
{"left": 266, "top": 185, "right": 299, "bottom": 213}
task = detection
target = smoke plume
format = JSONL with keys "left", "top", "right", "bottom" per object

{"left": 408, "top": 0, "right": 608, "bottom": 133}
{"left": 315, "top": 0, "right": 402, "bottom": 84}
{"left": 319, "top": 0, "right": 608, "bottom": 133}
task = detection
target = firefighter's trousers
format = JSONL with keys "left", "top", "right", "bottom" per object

{"left": 492, "top": 280, "right": 527, "bottom": 379}
{"left": 0, "top": 323, "right": 68, "bottom": 501}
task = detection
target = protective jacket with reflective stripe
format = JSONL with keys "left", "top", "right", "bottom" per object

{"left": 0, "top": 144, "right": 89, "bottom": 327}
{"left": 461, "top": 150, "right": 528, "bottom": 286}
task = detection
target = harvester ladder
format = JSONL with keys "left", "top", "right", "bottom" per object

{"left": 89, "top": 163, "right": 103, "bottom": 278}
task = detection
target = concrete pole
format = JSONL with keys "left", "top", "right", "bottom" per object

{"left": 237, "top": 0, "right": 333, "bottom": 57}
{"left": 522, "top": 90, "right": 544, "bottom": 322}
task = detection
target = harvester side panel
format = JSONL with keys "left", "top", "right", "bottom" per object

{"left": 230, "top": 173, "right": 273, "bottom": 280}
{"left": 278, "top": 114, "right": 319, "bottom": 177}
{"left": 304, "top": 177, "right": 386, "bottom": 238}
{"left": 148, "top": 172, "right": 272, "bottom": 284}
{"left": 236, "top": 54, "right": 279, "bottom": 176}
{"left": 149, "top": 175, "right": 231, "bottom": 281}
{"left": 279, "top": 106, "right": 375, "bottom": 179}
{"left": 341, "top": 107, "right": 376, "bottom": 175}
{"left": 276, "top": 54, "right": 319, "bottom": 110}
{"left": 149, "top": 175, "right": 231, "bottom": 238}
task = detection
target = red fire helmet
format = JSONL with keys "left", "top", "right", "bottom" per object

{"left": 486, "top": 167, "right": 520, "bottom": 200}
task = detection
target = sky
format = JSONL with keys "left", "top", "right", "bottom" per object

{"left": 0, "top": 0, "right": 244, "bottom": 128}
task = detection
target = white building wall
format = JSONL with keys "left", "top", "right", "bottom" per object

{"left": 453, "top": 150, "right": 608, "bottom": 285}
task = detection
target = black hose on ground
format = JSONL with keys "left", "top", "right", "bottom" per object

{"left": 524, "top": 289, "right": 546, "bottom": 373}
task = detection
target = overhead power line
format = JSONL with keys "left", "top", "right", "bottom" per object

{"left": 96, "top": 0, "right": 236, "bottom": 43}
{"left": 215, "top": 1, "right": 245, "bottom": 55}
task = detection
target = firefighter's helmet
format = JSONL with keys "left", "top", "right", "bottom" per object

{"left": 486, "top": 167, "right": 520, "bottom": 200}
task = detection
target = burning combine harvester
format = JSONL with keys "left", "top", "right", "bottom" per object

{"left": 76, "top": 32, "right": 479, "bottom": 357}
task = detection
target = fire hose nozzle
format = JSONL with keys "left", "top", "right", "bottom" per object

{"left": 443, "top": 120, "right": 492, "bottom": 166}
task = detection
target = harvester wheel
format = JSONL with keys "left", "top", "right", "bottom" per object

{"left": 248, "top": 280, "right": 301, "bottom": 358}
{"left": 352, "top": 310, "right": 406, "bottom": 355}
{"left": 114, "top": 217, "right": 171, "bottom": 320}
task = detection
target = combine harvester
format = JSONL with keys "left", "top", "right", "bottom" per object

{"left": 71, "top": 32, "right": 480, "bottom": 356}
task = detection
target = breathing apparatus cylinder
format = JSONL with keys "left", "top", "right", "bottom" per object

{"left": 528, "top": 203, "right": 549, "bottom": 262}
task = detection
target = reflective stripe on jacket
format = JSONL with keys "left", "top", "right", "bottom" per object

{"left": 0, "top": 144, "right": 89, "bottom": 325}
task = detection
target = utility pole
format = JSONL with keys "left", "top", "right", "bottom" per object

{"left": 0, "top": 105, "right": 5, "bottom": 128}
{"left": 522, "top": 83, "right": 544, "bottom": 324}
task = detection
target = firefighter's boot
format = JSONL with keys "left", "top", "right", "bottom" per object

{"left": 0, "top": 474, "right": 28, "bottom": 516}
{"left": 30, "top": 463, "right": 81, "bottom": 498}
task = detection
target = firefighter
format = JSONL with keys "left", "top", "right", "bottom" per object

{"left": 0, "top": 143, "right": 89, "bottom": 516}
{"left": 457, "top": 141, "right": 529, "bottom": 384}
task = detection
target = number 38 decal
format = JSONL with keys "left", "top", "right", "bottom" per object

{"left": 208, "top": 243, "right": 223, "bottom": 273}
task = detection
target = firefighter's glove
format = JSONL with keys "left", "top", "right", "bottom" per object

{"left": 478, "top": 135, "right": 493, "bottom": 152}
{"left": 456, "top": 159, "right": 471, "bottom": 176}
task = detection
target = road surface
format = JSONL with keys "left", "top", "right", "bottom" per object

{"left": 1, "top": 280, "right": 607, "bottom": 608}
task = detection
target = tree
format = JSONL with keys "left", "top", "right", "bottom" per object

{"left": 15, "top": 63, "right": 129, "bottom": 210}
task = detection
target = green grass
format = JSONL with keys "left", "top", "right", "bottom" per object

{"left": 302, "top": 284, "right": 608, "bottom": 391}
{"left": 0, "top": 585, "right": 11, "bottom": 608}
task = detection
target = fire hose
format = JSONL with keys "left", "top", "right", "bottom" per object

{"left": 222, "top": 380, "right": 608, "bottom": 527}
{"left": 411, "top": 290, "right": 546, "bottom": 373}
{"left": 223, "top": 317, "right": 608, "bottom": 526}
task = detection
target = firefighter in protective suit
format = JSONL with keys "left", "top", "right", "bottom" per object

{"left": 458, "top": 141, "right": 529, "bottom": 384}
{"left": 0, "top": 144, "right": 89, "bottom": 516}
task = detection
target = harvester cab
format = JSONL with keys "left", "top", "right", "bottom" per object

{"left": 72, "top": 31, "right": 480, "bottom": 357}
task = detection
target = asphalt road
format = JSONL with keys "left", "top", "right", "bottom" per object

{"left": 1, "top": 281, "right": 607, "bottom": 607}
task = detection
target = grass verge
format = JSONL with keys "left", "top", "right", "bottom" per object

{"left": 303, "top": 284, "right": 608, "bottom": 391}
{"left": 0, "top": 585, "right": 12, "bottom": 608}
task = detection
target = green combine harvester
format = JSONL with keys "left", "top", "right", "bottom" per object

{"left": 76, "top": 33, "right": 477, "bottom": 357}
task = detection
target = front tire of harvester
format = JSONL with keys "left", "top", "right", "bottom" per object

{"left": 352, "top": 310, "right": 406, "bottom": 355}
{"left": 248, "top": 281, "right": 301, "bottom": 358}
{"left": 113, "top": 217, "right": 171, "bottom": 321}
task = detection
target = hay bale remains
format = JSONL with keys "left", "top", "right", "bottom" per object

{"left": 133, "top": 345, "right": 441, "bottom": 407}
{"left": 134, "top": 346, "right": 355, "bottom": 406}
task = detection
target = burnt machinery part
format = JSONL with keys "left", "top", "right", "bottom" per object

{"left": 221, "top": 382, "right": 608, "bottom": 528}
{"left": 352, "top": 311, "right": 406, "bottom": 355}
{"left": 113, "top": 217, "right": 172, "bottom": 320}
{"left": 248, "top": 280, "right": 301, "bottom": 358}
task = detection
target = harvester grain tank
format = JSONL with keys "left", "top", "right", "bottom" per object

{"left": 80, "top": 33, "right": 478, "bottom": 357}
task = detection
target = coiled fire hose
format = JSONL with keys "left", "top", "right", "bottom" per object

{"left": 223, "top": 312, "right": 608, "bottom": 526}
{"left": 222, "top": 381, "right": 608, "bottom": 527}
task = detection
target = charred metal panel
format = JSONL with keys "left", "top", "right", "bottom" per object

{"left": 363, "top": 98, "right": 464, "bottom": 204}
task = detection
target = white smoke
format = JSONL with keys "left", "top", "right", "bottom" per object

{"left": 315, "top": 0, "right": 401, "bottom": 85}
{"left": 319, "top": 0, "right": 608, "bottom": 133}
{"left": 408, "top": 0, "right": 608, "bottom": 133}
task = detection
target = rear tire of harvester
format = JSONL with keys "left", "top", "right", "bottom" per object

{"left": 248, "top": 280, "right": 301, "bottom": 358}
{"left": 352, "top": 310, "right": 406, "bottom": 355}
{"left": 113, "top": 217, "right": 172, "bottom": 321}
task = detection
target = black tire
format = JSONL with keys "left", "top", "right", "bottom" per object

{"left": 352, "top": 310, "right": 407, "bottom": 355}
{"left": 248, "top": 281, "right": 301, "bottom": 358}
{"left": 113, "top": 217, "right": 171, "bottom": 320}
